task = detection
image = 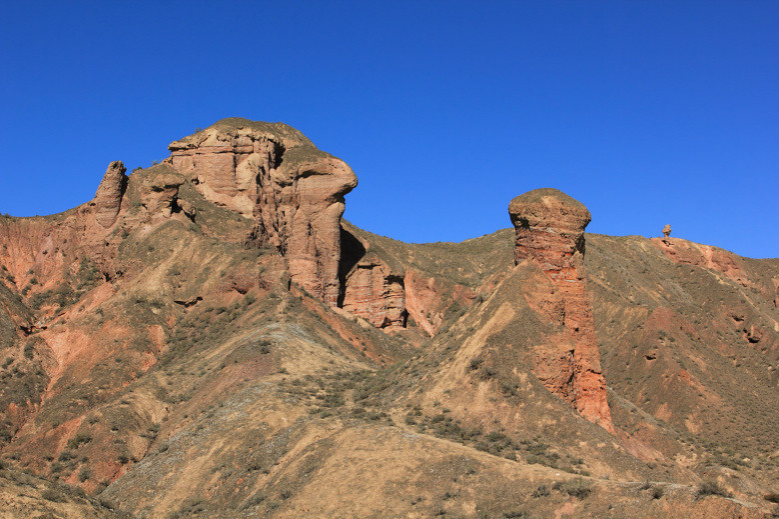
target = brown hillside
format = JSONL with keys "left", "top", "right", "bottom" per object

{"left": 1, "top": 119, "right": 778, "bottom": 518}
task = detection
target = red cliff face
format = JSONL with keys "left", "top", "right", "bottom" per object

{"left": 341, "top": 252, "right": 407, "bottom": 330}
{"left": 0, "top": 161, "right": 196, "bottom": 296}
{"left": 509, "top": 188, "right": 614, "bottom": 433}
{"left": 168, "top": 118, "right": 357, "bottom": 307}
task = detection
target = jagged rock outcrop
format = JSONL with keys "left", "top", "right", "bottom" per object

{"left": 91, "top": 161, "right": 128, "bottom": 228}
{"left": 341, "top": 252, "right": 407, "bottom": 329}
{"left": 168, "top": 118, "right": 357, "bottom": 306}
{"left": 141, "top": 167, "right": 185, "bottom": 219}
{"left": 509, "top": 188, "right": 614, "bottom": 433}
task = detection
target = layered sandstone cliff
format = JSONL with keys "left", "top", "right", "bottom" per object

{"left": 341, "top": 252, "right": 407, "bottom": 329}
{"left": 509, "top": 188, "right": 614, "bottom": 433}
{"left": 168, "top": 118, "right": 357, "bottom": 306}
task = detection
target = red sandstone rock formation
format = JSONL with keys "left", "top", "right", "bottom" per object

{"left": 0, "top": 162, "right": 195, "bottom": 301}
{"left": 168, "top": 118, "right": 357, "bottom": 306}
{"left": 341, "top": 252, "right": 407, "bottom": 329}
{"left": 662, "top": 224, "right": 672, "bottom": 239}
{"left": 509, "top": 188, "right": 614, "bottom": 433}
{"left": 142, "top": 167, "right": 185, "bottom": 220}
{"left": 91, "top": 161, "right": 127, "bottom": 228}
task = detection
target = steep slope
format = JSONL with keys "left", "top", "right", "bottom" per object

{"left": 0, "top": 465, "right": 121, "bottom": 518}
{"left": 586, "top": 233, "right": 779, "bottom": 491}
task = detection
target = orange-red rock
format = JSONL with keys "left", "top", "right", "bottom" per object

{"left": 509, "top": 188, "right": 614, "bottom": 433}
{"left": 168, "top": 118, "right": 357, "bottom": 306}
{"left": 341, "top": 252, "right": 407, "bottom": 329}
{"left": 91, "top": 161, "right": 127, "bottom": 228}
{"left": 651, "top": 237, "right": 751, "bottom": 288}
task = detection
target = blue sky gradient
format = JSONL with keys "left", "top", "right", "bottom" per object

{"left": 1, "top": 1, "right": 777, "bottom": 257}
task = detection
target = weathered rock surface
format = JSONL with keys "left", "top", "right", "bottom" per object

{"left": 341, "top": 252, "right": 407, "bottom": 329}
{"left": 168, "top": 118, "right": 357, "bottom": 306}
{"left": 92, "top": 161, "right": 127, "bottom": 228}
{"left": 5, "top": 125, "right": 779, "bottom": 517}
{"left": 140, "top": 166, "right": 185, "bottom": 219}
{"left": 509, "top": 188, "right": 614, "bottom": 433}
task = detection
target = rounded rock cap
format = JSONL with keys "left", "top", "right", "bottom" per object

{"left": 508, "top": 188, "right": 591, "bottom": 230}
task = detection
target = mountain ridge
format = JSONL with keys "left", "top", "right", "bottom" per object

{"left": 1, "top": 119, "right": 778, "bottom": 518}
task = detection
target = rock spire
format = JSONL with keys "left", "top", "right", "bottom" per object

{"left": 509, "top": 188, "right": 614, "bottom": 433}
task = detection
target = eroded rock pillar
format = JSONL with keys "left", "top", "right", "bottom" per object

{"left": 509, "top": 188, "right": 614, "bottom": 433}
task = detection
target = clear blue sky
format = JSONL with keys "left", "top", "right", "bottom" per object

{"left": 1, "top": 1, "right": 777, "bottom": 258}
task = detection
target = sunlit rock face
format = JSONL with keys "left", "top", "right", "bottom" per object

{"left": 341, "top": 252, "right": 407, "bottom": 330}
{"left": 169, "top": 118, "right": 357, "bottom": 306}
{"left": 509, "top": 188, "right": 614, "bottom": 433}
{"left": 92, "top": 161, "right": 128, "bottom": 228}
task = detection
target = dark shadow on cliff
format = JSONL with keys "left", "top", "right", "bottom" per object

{"left": 337, "top": 226, "right": 366, "bottom": 307}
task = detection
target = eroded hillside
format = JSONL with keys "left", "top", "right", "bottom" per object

{"left": 1, "top": 118, "right": 778, "bottom": 518}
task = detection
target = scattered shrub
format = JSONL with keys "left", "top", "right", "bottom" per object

{"left": 58, "top": 450, "right": 76, "bottom": 462}
{"left": 78, "top": 467, "right": 91, "bottom": 482}
{"left": 531, "top": 484, "right": 550, "bottom": 498}
{"left": 41, "top": 489, "right": 66, "bottom": 503}
{"left": 554, "top": 478, "right": 593, "bottom": 499}
{"left": 66, "top": 433, "right": 92, "bottom": 449}
{"left": 696, "top": 480, "right": 731, "bottom": 498}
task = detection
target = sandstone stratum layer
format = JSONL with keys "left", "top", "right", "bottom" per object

{"left": 509, "top": 188, "right": 614, "bottom": 433}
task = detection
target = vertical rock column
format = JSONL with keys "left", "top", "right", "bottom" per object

{"left": 91, "top": 161, "right": 127, "bottom": 228}
{"left": 509, "top": 188, "right": 614, "bottom": 433}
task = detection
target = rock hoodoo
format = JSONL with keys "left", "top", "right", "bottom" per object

{"left": 662, "top": 224, "right": 671, "bottom": 239}
{"left": 509, "top": 188, "right": 614, "bottom": 433}
{"left": 168, "top": 118, "right": 357, "bottom": 307}
{"left": 92, "top": 161, "right": 128, "bottom": 228}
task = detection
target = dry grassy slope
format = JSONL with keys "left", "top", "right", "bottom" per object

{"left": 0, "top": 168, "right": 409, "bottom": 507}
{"left": 585, "top": 234, "right": 779, "bottom": 489}
{"left": 318, "top": 228, "right": 779, "bottom": 515}
{"left": 343, "top": 223, "right": 515, "bottom": 289}
{"left": 378, "top": 262, "right": 663, "bottom": 482}
{"left": 0, "top": 273, "right": 52, "bottom": 445}
{"left": 2, "top": 171, "right": 779, "bottom": 519}
{"left": 0, "top": 465, "right": 122, "bottom": 518}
